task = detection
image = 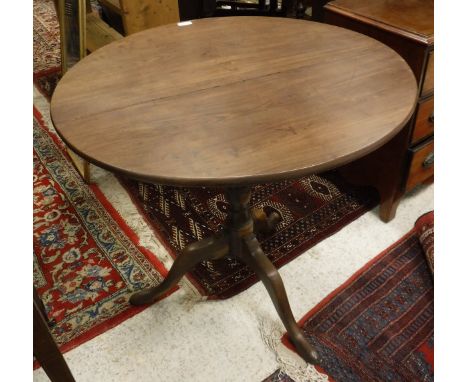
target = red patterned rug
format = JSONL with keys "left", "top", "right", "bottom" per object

{"left": 264, "top": 211, "right": 434, "bottom": 382}
{"left": 33, "top": 107, "right": 173, "bottom": 361}
{"left": 122, "top": 175, "right": 378, "bottom": 299}
{"left": 33, "top": 0, "right": 62, "bottom": 99}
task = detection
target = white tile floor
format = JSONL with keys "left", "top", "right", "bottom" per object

{"left": 34, "top": 88, "right": 434, "bottom": 382}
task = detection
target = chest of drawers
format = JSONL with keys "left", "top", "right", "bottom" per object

{"left": 323, "top": 0, "right": 434, "bottom": 221}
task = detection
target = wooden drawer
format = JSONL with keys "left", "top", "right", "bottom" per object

{"left": 421, "top": 50, "right": 434, "bottom": 97}
{"left": 411, "top": 97, "right": 434, "bottom": 144}
{"left": 406, "top": 139, "right": 434, "bottom": 191}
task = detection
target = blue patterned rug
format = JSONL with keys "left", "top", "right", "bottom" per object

{"left": 264, "top": 212, "right": 434, "bottom": 382}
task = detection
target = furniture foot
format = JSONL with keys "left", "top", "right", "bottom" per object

{"left": 379, "top": 193, "right": 401, "bottom": 222}
{"left": 238, "top": 233, "right": 320, "bottom": 365}
{"left": 129, "top": 235, "right": 229, "bottom": 305}
{"left": 252, "top": 208, "right": 281, "bottom": 234}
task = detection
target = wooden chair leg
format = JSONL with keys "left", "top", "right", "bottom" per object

{"left": 33, "top": 291, "right": 75, "bottom": 382}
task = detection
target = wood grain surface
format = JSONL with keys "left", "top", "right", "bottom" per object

{"left": 412, "top": 97, "right": 434, "bottom": 144}
{"left": 51, "top": 17, "right": 418, "bottom": 186}
{"left": 119, "top": 0, "right": 180, "bottom": 35}
{"left": 421, "top": 49, "right": 434, "bottom": 96}
{"left": 406, "top": 139, "right": 434, "bottom": 192}
{"left": 324, "top": 0, "right": 434, "bottom": 44}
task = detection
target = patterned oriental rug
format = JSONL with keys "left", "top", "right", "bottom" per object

{"left": 33, "top": 0, "right": 101, "bottom": 98}
{"left": 264, "top": 211, "right": 434, "bottom": 382}
{"left": 122, "top": 175, "right": 378, "bottom": 299}
{"left": 33, "top": 0, "right": 61, "bottom": 99}
{"left": 33, "top": 107, "right": 172, "bottom": 359}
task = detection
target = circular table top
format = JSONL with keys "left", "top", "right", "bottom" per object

{"left": 51, "top": 17, "right": 417, "bottom": 187}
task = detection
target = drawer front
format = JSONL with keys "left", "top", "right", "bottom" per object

{"left": 406, "top": 139, "right": 434, "bottom": 192}
{"left": 411, "top": 97, "right": 434, "bottom": 144}
{"left": 421, "top": 50, "right": 434, "bottom": 97}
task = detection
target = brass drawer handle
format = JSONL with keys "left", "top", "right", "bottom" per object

{"left": 422, "top": 152, "right": 434, "bottom": 168}
{"left": 428, "top": 112, "right": 434, "bottom": 124}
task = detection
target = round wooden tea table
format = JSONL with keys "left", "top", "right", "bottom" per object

{"left": 50, "top": 17, "right": 417, "bottom": 364}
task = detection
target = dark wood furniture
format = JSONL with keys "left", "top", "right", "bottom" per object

{"left": 98, "top": 0, "right": 294, "bottom": 30}
{"left": 210, "top": 0, "right": 292, "bottom": 17}
{"left": 98, "top": 0, "right": 179, "bottom": 35}
{"left": 34, "top": 289, "right": 75, "bottom": 382}
{"left": 324, "top": 0, "right": 434, "bottom": 221}
{"left": 295, "top": 0, "right": 330, "bottom": 20}
{"left": 50, "top": 17, "right": 417, "bottom": 364}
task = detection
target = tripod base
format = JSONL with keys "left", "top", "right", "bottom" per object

{"left": 130, "top": 187, "right": 319, "bottom": 364}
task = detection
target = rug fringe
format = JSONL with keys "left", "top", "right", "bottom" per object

{"left": 258, "top": 318, "right": 328, "bottom": 382}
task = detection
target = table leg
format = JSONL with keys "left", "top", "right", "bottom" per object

{"left": 239, "top": 233, "right": 320, "bottom": 364}
{"left": 129, "top": 186, "right": 319, "bottom": 364}
{"left": 129, "top": 235, "right": 229, "bottom": 305}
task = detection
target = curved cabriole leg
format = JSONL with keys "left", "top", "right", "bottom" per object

{"left": 239, "top": 233, "right": 320, "bottom": 365}
{"left": 129, "top": 235, "right": 229, "bottom": 306}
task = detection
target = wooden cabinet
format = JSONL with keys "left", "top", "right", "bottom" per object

{"left": 324, "top": 0, "right": 434, "bottom": 221}
{"left": 406, "top": 140, "right": 434, "bottom": 192}
{"left": 98, "top": 0, "right": 180, "bottom": 35}
{"left": 412, "top": 97, "right": 434, "bottom": 144}
{"left": 421, "top": 50, "right": 434, "bottom": 97}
